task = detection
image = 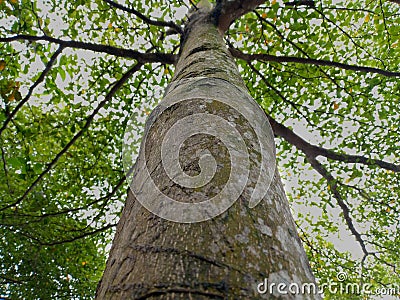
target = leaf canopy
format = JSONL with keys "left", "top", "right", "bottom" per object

{"left": 0, "top": 0, "right": 399, "bottom": 298}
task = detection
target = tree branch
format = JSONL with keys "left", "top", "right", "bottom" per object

{"left": 0, "top": 46, "right": 64, "bottom": 136}
{"left": 306, "top": 155, "right": 369, "bottom": 255}
{"left": 267, "top": 116, "right": 400, "bottom": 172}
{"left": 0, "top": 63, "right": 143, "bottom": 212}
{"left": 284, "top": 0, "right": 315, "bottom": 7}
{"left": 21, "top": 223, "right": 116, "bottom": 246}
{"left": 314, "top": 7, "right": 386, "bottom": 67}
{"left": 213, "top": 0, "right": 266, "bottom": 32}
{"left": 6, "top": 168, "right": 131, "bottom": 221}
{"left": 0, "top": 35, "right": 178, "bottom": 64}
{"left": 229, "top": 47, "right": 400, "bottom": 77}
{"left": 254, "top": 12, "right": 362, "bottom": 104}
{"left": 102, "top": 0, "right": 183, "bottom": 34}
{"left": 1, "top": 145, "right": 11, "bottom": 193}
{"left": 59, "top": 223, "right": 116, "bottom": 245}
{"left": 247, "top": 61, "right": 318, "bottom": 128}
{"left": 0, "top": 274, "right": 23, "bottom": 285}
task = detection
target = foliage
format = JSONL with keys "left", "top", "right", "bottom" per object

{"left": 0, "top": 0, "right": 399, "bottom": 298}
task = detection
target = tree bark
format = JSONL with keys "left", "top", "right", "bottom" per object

{"left": 96, "top": 8, "right": 320, "bottom": 300}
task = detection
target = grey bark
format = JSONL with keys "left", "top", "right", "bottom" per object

{"left": 96, "top": 7, "right": 320, "bottom": 300}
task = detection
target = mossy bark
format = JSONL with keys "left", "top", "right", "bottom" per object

{"left": 96, "top": 9, "right": 320, "bottom": 300}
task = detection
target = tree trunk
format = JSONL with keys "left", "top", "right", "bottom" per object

{"left": 96, "top": 8, "right": 320, "bottom": 300}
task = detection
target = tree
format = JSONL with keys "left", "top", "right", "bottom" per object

{"left": 0, "top": 0, "right": 399, "bottom": 299}
{"left": 96, "top": 2, "right": 320, "bottom": 298}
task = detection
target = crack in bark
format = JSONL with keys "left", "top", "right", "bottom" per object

{"left": 174, "top": 57, "right": 206, "bottom": 78}
{"left": 177, "top": 67, "right": 228, "bottom": 79}
{"left": 128, "top": 244, "right": 242, "bottom": 272}
{"left": 136, "top": 288, "right": 225, "bottom": 299}
{"left": 107, "top": 271, "right": 231, "bottom": 298}
{"left": 186, "top": 45, "right": 222, "bottom": 59}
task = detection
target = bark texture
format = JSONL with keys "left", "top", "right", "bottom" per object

{"left": 96, "top": 8, "right": 320, "bottom": 300}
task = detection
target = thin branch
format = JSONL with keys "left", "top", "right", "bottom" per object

{"left": 103, "top": 0, "right": 183, "bottom": 34}
{"left": 259, "top": 61, "right": 390, "bottom": 131}
{"left": 306, "top": 155, "right": 369, "bottom": 255}
{"left": 229, "top": 47, "right": 400, "bottom": 77}
{"left": 50, "top": 223, "right": 116, "bottom": 246}
{"left": 1, "top": 145, "right": 11, "bottom": 193}
{"left": 255, "top": 13, "right": 361, "bottom": 104}
{"left": 0, "top": 35, "right": 178, "bottom": 64}
{"left": 0, "top": 46, "right": 64, "bottom": 136}
{"left": 268, "top": 116, "right": 400, "bottom": 172}
{"left": 0, "top": 63, "right": 143, "bottom": 212}
{"left": 246, "top": 61, "right": 318, "bottom": 128}
{"left": 313, "top": 7, "right": 386, "bottom": 67}
{"left": 322, "top": 6, "right": 376, "bottom": 14}
{"left": 0, "top": 274, "right": 23, "bottom": 285}
{"left": 8, "top": 168, "right": 131, "bottom": 220}
{"left": 296, "top": 224, "right": 356, "bottom": 270}
{"left": 21, "top": 223, "right": 117, "bottom": 246}
{"left": 372, "top": 251, "right": 398, "bottom": 274}
{"left": 365, "top": 239, "right": 399, "bottom": 256}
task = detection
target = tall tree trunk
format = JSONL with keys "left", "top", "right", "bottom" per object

{"left": 96, "top": 7, "right": 320, "bottom": 300}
